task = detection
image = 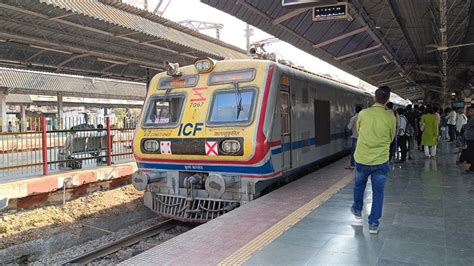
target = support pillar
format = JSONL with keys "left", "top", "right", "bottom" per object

{"left": 0, "top": 89, "right": 7, "bottom": 132}
{"left": 57, "top": 93, "right": 64, "bottom": 129}
{"left": 20, "top": 105, "right": 27, "bottom": 132}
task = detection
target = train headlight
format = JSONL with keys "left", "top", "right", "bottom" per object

{"left": 143, "top": 140, "right": 159, "bottom": 152}
{"left": 194, "top": 57, "right": 215, "bottom": 73}
{"left": 221, "top": 139, "right": 241, "bottom": 154}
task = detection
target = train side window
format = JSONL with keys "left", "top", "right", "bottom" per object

{"left": 314, "top": 99, "right": 331, "bottom": 146}
{"left": 302, "top": 87, "right": 309, "bottom": 104}
{"left": 143, "top": 95, "right": 185, "bottom": 127}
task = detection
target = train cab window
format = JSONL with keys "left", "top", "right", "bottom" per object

{"left": 314, "top": 99, "right": 331, "bottom": 145}
{"left": 143, "top": 95, "right": 184, "bottom": 127}
{"left": 208, "top": 89, "right": 256, "bottom": 125}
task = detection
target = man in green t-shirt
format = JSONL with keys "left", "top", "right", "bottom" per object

{"left": 351, "top": 86, "right": 396, "bottom": 234}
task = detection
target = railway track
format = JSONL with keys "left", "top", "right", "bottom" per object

{"left": 62, "top": 219, "right": 178, "bottom": 265}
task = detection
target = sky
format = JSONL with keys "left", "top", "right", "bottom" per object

{"left": 123, "top": 0, "right": 408, "bottom": 104}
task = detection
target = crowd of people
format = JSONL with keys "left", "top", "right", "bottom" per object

{"left": 347, "top": 85, "right": 474, "bottom": 234}
{"left": 347, "top": 99, "right": 474, "bottom": 168}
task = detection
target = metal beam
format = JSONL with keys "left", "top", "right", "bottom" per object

{"left": 367, "top": 69, "right": 398, "bottom": 79}
{"left": 343, "top": 50, "right": 386, "bottom": 63}
{"left": 25, "top": 50, "right": 46, "bottom": 62}
{"left": 378, "top": 76, "right": 407, "bottom": 86}
{"left": 0, "top": 3, "right": 197, "bottom": 59}
{"left": 0, "top": 59, "right": 144, "bottom": 81}
{"left": 0, "top": 32, "right": 167, "bottom": 73}
{"left": 272, "top": 8, "right": 309, "bottom": 25}
{"left": 313, "top": 26, "right": 368, "bottom": 48}
{"left": 334, "top": 44, "right": 382, "bottom": 60}
{"left": 57, "top": 54, "right": 91, "bottom": 68}
{"left": 356, "top": 61, "right": 390, "bottom": 72}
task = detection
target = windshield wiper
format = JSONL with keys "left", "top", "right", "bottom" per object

{"left": 232, "top": 81, "right": 243, "bottom": 120}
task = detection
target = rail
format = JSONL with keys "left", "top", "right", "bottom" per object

{"left": 62, "top": 219, "right": 177, "bottom": 265}
{"left": 0, "top": 117, "right": 135, "bottom": 178}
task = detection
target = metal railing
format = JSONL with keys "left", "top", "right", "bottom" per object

{"left": 0, "top": 117, "right": 135, "bottom": 179}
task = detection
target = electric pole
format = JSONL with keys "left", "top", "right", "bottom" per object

{"left": 244, "top": 24, "right": 254, "bottom": 54}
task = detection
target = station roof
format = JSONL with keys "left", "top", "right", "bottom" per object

{"left": 0, "top": 0, "right": 248, "bottom": 82}
{"left": 203, "top": 0, "right": 474, "bottom": 101}
{"left": 0, "top": 68, "right": 146, "bottom": 100}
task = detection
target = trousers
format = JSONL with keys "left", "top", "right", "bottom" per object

{"left": 352, "top": 162, "right": 389, "bottom": 226}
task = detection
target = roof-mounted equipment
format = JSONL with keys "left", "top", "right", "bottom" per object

{"left": 165, "top": 61, "right": 182, "bottom": 77}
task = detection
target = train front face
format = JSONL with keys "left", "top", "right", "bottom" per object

{"left": 132, "top": 59, "right": 274, "bottom": 222}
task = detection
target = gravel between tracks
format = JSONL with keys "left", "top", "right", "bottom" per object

{"left": 34, "top": 219, "right": 191, "bottom": 265}
{"left": 0, "top": 185, "right": 165, "bottom": 264}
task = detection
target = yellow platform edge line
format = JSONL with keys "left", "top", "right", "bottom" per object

{"left": 218, "top": 172, "right": 354, "bottom": 266}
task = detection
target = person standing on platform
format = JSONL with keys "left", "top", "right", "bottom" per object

{"left": 462, "top": 106, "right": 474, "bottom": 173}
{"left": 396, "top": 108, "right": 409, "bottom": 162}
{"left": 351, "top": 86, "right": 396, "bottom": 234}
{"left": 420, "top": 106, "right": 439, "bottom": 158}
{"left": 345, "top": 106, "right": 362, "bottom": 170}
{"left": 456, "top": 109, "right": 468, "bottom": 139}
{"left": 386, "top": 102, "right": 397, "bottom": 161}
{"left": 446, "top": 108, "right": 457, "bottom": 141}
{"left": 404, "top": 105, "right": 417, "bottom": 159}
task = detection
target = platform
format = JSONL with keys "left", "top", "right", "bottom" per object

{"left": 123, "top": 142, "right": 473, "bottom": 265}
{"left": 0, "top": 162, "right": 137, "bottom": 209}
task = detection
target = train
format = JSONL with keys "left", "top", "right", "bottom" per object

{"left": 131, "top": 57, "right": 373, "bottom": 222}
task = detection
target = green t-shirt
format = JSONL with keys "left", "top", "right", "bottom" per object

{"left": 354, "top": 103, "right": 397, "bottom": 165}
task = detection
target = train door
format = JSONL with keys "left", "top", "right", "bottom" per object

{"left": 280, "top": 89, "right": 292, "bottom": 170}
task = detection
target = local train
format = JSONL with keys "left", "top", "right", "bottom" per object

{"left": 132, "top": 57, "right": 373, "bottom": 222}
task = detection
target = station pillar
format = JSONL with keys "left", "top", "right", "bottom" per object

{"left": 0, "top": 89, "right": 7, "bottom": 132}
{"left": 20, "top": 105, "right": 27, "bottom": 132}
{"left": 57, "top": 93, "right": 64, "bottom": 129}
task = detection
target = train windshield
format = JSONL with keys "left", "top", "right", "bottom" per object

{"left": 208, "top": 89, "right": 255, "bottom": 125}
{"left": 144, "top": 95, "right": 184, "bottom": 127}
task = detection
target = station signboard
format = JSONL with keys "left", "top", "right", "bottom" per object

{"left": 312, "top": 2, "right": 349, "bottom": 21}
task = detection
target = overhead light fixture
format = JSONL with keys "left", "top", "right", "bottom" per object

{"left": 382, "top": 55, "right": 390, "bottom": 63}
{"left": 30, "top": 45, "right": 72, "bottom": 54}
{"left": 97, "top": 58, "right": 127, "bottom": 65}
{"left": 451, "top": 92, "right": 456, "bottom": 96}
{"left": 375, "top": 26, "right": 381, "bottom": 29}
{"left": 399, "top": 72, "right": 404, "bottom": 77}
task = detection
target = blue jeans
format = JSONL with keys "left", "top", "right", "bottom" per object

{"left": 350, "top": 138, "right": 357, "bottom": 167}
{"left": 352, "top": 162, "right": 389, "bottom": 226}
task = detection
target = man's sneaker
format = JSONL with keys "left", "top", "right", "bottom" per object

{"left": 351, "top": 207, "right": 362, "bottom": 220}
{"left": 369, "top": 224, "right": 379, "bottom": 234}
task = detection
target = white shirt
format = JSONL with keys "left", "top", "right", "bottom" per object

{"left": 446, "top": 110, "right": 457, "bottom": 125}
{"left": 398, "top": 115, "right": 407, "bottom": 136}
{"left": 456, "top": 113, "right": 467, "bottom": 132}
{"left": 347, "top": 113, "right": 359, "bottom": 139}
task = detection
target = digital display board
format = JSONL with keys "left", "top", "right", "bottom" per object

{"left": 312, "top": 2, "right": 349, "bottom": 21}
{"left": 208, "top": 69, "right": 256, "bottom": 85}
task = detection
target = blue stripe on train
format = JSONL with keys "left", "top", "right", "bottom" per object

{"left": 139, "top": 132, "right": 350, "bottom": 174}
{"left": 271, "top": 132, "right": 350, "bottom": 155}
{"left": 139, "top": 160, "right": 275, "bottom": 174}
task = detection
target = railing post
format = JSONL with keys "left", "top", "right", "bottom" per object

{"left": 41, "top": 116, "right": 48, "bottom": 175}
{"left": 106, "top": 117, "right": 112, "bottom": 165}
